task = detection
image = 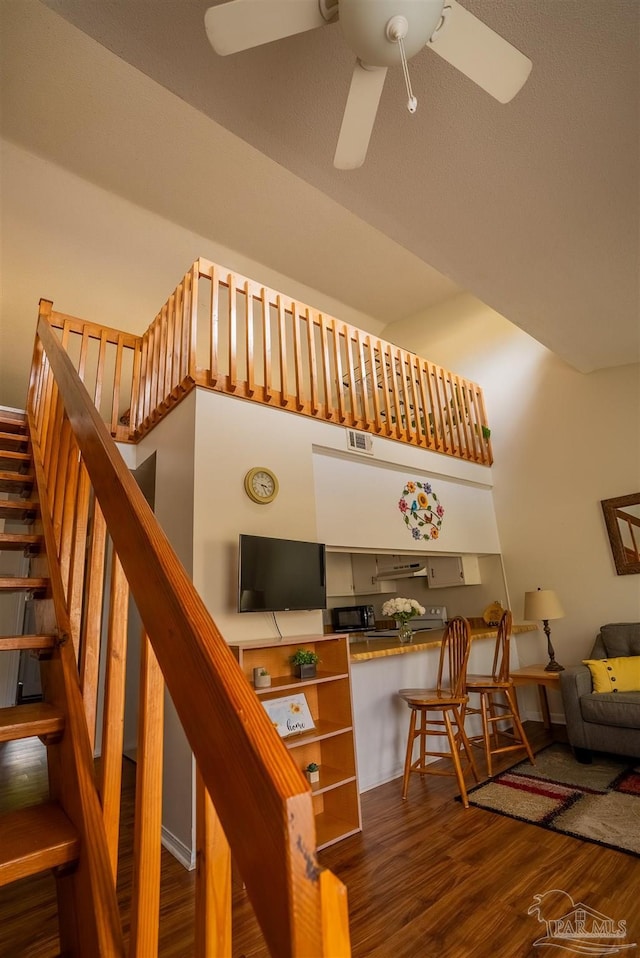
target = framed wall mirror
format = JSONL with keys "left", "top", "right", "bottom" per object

{"left": 601, "top": 493, "right": 640, "bottom": 575}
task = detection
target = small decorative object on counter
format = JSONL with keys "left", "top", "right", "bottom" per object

{"left": 253, "top": 667, "right": 271, "bottom": 688}
{"left": 289, "top": 648, "right": 320, "bottom": 679}
{"left": 482, "top": 600, "right": 504, "bottom": 627}
{"left": 381, "top": 597, "right": 426, "bottom": 644}
{"left": 305, "top": 762, "right": 320, "bottom": 784}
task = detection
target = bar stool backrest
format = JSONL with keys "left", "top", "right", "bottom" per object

{"left": 491, "top": 609, "right": 513, "bottom": 683}
{"left": 438, "top": 615, "right": 472, "bottom": 697}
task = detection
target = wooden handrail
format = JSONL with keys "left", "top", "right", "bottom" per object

{"left": 26, "top": 338, "right": 125, "bottom": 952}
{"left": 29, "top": 311, "right": 347, "bottom": 957}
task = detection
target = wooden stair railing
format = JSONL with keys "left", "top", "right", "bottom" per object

{"left": 46, "top": 306, "right": 143, "bottom": 444}
{"left": 22, "top": 305, "right": 350, "bottom": 955}
{"left": 0, "top": 411, "right": 124, "bottom": 954}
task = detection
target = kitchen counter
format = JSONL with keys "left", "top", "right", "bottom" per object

{"left": 346, "top": 621, "right": 539, "bottom": 792}
{"left": 348, "top": 623, "right": 537, "bottom": 662}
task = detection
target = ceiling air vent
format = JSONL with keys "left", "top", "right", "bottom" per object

{"left": 346, "top": 429, "right": 373, "bottom": 456}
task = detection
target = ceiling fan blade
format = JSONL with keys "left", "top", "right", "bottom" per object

{"left": 427, "top": 0, "right": 532, "bottom": 103}
{"left": 204, "top": 0, "right": 329, "bottom": 57}
{"left": 334, "top": 61, "right": 387, "bottom": 170}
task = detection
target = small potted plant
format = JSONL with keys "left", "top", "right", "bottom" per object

{"left": 290, "top": 648, "right": 320, "bottom": 679}
{"left": 305, "top": 762, "right": 320, "bottom": 784}
{"left": 254, "top": 667, "right": 271, "bottom": 689}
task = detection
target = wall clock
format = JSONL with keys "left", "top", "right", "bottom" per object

{"left": 244, "top": 467, "right": 279, "bottom": 504}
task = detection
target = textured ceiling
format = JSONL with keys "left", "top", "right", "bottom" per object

{"left": 4, "top": 0, "right": 640, "bottom": 372}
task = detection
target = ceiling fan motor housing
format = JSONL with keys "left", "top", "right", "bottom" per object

{"left": 339, "top": 0, "right": 445, "bottom": 66}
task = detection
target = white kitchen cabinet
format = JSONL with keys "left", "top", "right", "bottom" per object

{"left": 351, "top": 554, "right": 398, "bottom": 595}
{"left": 326, "top": 552, "right": 355, "bottom": 597}
{"left": 426, "top": 555, "right": 481, "bottom": 588}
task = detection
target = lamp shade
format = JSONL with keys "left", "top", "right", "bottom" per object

{"left": 524, "top": 589, "right": 564, "bottom": 621}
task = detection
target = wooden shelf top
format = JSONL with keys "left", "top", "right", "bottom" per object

{"left": 253, "top": 670, "right": 349, "bottom": 694}
{"left": 230, "top": 634, "right": 346, "bottom": 651}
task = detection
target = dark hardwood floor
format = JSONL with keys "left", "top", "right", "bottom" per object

{"left": 1, "top": 724, "right": 638, "bottom": 958}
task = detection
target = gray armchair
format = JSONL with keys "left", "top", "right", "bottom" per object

{"left": 560, "top": 622, "right": 640, "bottom": 763}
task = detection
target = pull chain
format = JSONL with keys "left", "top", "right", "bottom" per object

{"left": 386, "top": 16, "right": 418, "bottom": 114}
{"left": 397, "top": 34, "right": 417, "bottom": 113}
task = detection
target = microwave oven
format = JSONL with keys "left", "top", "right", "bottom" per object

{"left": 332, "top": 604, "right": 375, "bottom": 633}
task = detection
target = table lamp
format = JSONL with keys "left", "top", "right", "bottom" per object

{"left": 523, "top": 588, "right": 565, "bottom": 672}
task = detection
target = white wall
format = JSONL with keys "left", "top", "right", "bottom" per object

{"left": 132, "top": 393, "right": 197, "bottom": 867}
{"left": 191, "top": 390, "right": 326, "bottom": 643}
{"left": 190, "top": 387, "right": 505, "bottom": 644}
{"left": 0, "top": 138, "right": 382, "bottom": 411}
{"left": 313, "top": 453, "right": 500, "bottom": 554}
{"left": 383, "top": 296, "right": 640, "bottom": 702}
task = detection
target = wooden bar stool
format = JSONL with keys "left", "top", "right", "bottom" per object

{"left": 399, "top": 616, "right": 479, "bottom": 807}
{"left": 466, "top": 609, "right": 535, "bottom": 777}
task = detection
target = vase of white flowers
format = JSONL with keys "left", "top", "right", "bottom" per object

{"left": 381, "top": 597, "right": 426, "bottom": 644}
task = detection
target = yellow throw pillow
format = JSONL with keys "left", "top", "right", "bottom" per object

{"left": 583, "top": 656, "right": 640, "bottom": 693}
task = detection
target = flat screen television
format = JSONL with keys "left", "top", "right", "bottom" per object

{"left": 238, "top": 534, "right": 326, "bottom": 613}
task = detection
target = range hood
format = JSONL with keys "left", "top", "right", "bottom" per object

{"left": 374, "top": 561, "right": 428, "bottom": 581}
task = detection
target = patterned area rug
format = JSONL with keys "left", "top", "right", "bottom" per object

{"left": 466, "top": 743, "right": 640, "bottom": 857}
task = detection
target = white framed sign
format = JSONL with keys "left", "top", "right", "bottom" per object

{"left": 262, "top": 693, "right": 315, "bottom": 738}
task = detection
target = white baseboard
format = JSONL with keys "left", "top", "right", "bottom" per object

{"left": 522, "top": 707, "right": 566, "bottom": 726}
{"left": 359, "top": 766, "right": 408, "bottom": 793}
{"left": 358, "top": 712, "right": 568, "bottom": 795}
{"left": 161, "top": 826, "right": 195, "bottom": 871}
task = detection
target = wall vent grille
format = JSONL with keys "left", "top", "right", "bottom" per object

{"left": 346, "top": 429, "right": 374, "bottom": 455}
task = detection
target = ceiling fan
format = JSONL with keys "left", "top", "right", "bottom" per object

{"left": 204, "top": 0, "right": 532, "bottom": 170}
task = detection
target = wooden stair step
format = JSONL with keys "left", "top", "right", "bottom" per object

{"left": 0, "top": 532, "right": 43, "bottom": 552}
{"left": 0, "top": 577, "right": 48, "bottom": 593}
{"left": 0, "top": 634, "right": 56, "bottom": 652}
{"left": 0, "top": 499, "right": 39, "bottom": 522}
{"left": 0, "top": 430, "right": 30, "bottom": 451}
{"left": 0, "top": 449, "right": 31, "bottom": 467}
{"left": 0, "top": 803, "right": 80, "bottom": 885}
{"left": 0, "top": 470, "right": 34, "bottom": 495}
{"left": 0, "top": 415, "right": 27, "bottom": 435}
{"left": 0, "top": 703, "right": 65, "bottom": 743}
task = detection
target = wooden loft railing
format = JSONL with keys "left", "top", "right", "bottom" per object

{"left": 48, "top": 258, "right": 493, "bottom": 465}
{"left": 26, "top": 308, "right": 350, "bottom": 956}
{"left": 45, "top": 304, "right": 143, "bottom": 444}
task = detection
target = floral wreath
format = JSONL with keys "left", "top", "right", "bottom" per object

{"left": 398, "top": 480, "right": 444, "bottom": 541}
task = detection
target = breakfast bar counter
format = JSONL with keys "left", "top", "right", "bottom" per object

{"left": 348, "top": 623, "right": 537, "bottom": 662}
{"left": 346, "top": 621, "right": 538, "bottom": 792}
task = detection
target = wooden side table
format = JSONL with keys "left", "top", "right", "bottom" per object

{"left": 510, "top": 665, "right": 561, "bottom": 729}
